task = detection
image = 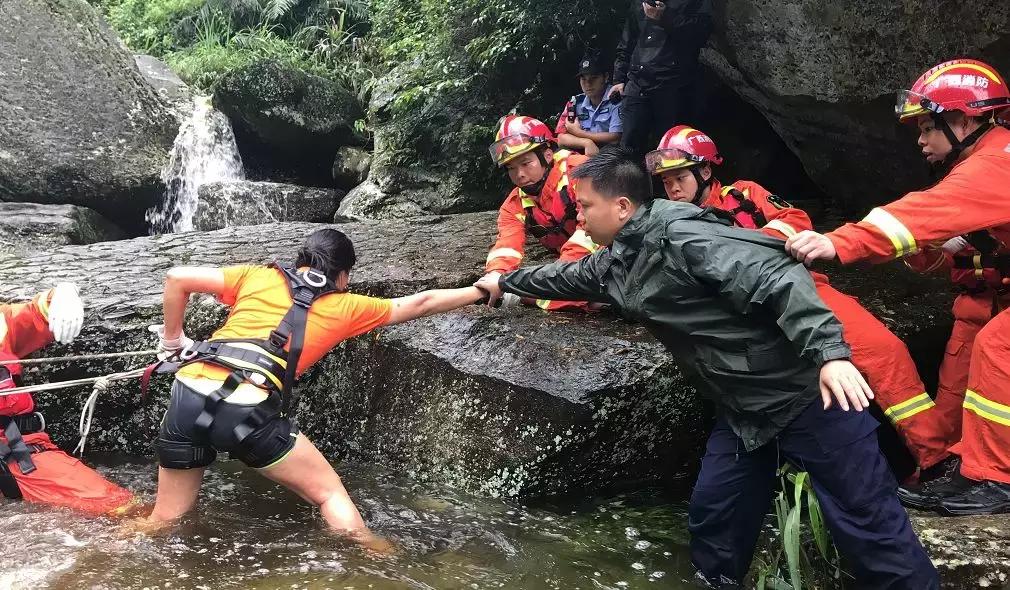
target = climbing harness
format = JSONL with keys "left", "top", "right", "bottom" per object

{"left": 147, "top": 264, "right": 339, "bottom": 460}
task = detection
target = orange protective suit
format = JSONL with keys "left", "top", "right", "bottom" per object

{"left": 826, "top": 126, "right": 1010, "bottom": 483}
{"left": 486, "top": 150, "right": 599, "bottom": 311}
{"left": 706, "top": 180, "right": 947, "bottom": 469}
{"left": 1, "top": 291, "right": 134, "bottom": 515}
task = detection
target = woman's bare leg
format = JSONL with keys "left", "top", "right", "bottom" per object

{"left": 258, "top": 435, "right": 392, "bottom": 551}
{"left": 149, "top": 466, "right": 206, "bottom": 522}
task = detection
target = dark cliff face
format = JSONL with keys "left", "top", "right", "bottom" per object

{"left": 702, "top": 0, "right": 1010, "bottom": 216}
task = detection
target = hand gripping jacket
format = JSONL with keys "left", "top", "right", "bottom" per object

{"left": 152, "top": 264, "right": 338, "bottom": 463}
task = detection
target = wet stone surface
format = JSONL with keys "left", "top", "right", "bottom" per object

{"left": 0, "top": 213, "right": 705, "bottom": 498}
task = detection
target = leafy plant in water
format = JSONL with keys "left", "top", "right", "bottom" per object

{"left": 754, "top": 466, "right": 849, "bottom": 590}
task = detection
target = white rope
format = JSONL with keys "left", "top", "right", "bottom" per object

{"left": 0, "top": 350, "right": 158, "bottom": 366}
{"left": 69, "top": 367, "right": 148, "bottom": 456}
{"left": 0, "top": 369, "right": 146, "bottom": 397}
{"left": 73, "top": 377, "right": 106, "bottom": 456}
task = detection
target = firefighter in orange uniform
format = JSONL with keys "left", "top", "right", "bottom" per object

{"left": 646, "top": 125, "right": 950, "bottom": 477}
{"left": 1, "top": 284, "right": 135, "bottom": 514}
{"left": 785, "top": 58, "right": 1010, "bottom": 515}
{"left": 486, "top": 115, "right": 598, "bottom": 311}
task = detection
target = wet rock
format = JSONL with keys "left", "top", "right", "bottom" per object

{"left": 337, "top": 179, "right": 430, "bottom": 219}
{"left": 194, "top": 181, "right": 345, "bottom": 231}
{"left": 912, "top": 512, "right": 1010, "bottom": 588}
{"left": 134, "top": 54, "right": 191, "bottom": 116}
{"left": 0, "top": 213, "right": 705, "bottom": 497}
{"left": 0, "top": 214, "right": 957, "bottom": 498}
{"left": 332, "top": 146, "right": 372, "bottom": 190}
{"left": 703, "top": 1, "right": 1010, "bottom": 215}
{"left": 0, "top": 0, "right": 179, "bottom": 232}
{"left": 0, "top": 203, "right": 127, "bottom": 262}
{"left": 213, "top": 60, "right": 365, "bottom": 187}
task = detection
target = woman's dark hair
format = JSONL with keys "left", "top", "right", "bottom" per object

{"left": 295, "top": 228, "right": 356, "bottom": 279}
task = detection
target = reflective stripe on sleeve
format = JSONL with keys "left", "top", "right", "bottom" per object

{"left": 882, "top": 392, "right": 935, "bottom": 425}
{"left": 862, "top": 208, "right": 919, "bottom": 258}
{"left": 566, "top": 229, "right": 598, "bottom": 253}
{"left": 764, "top": 220, "right": 797, "bottom": 238}
{"left": 964, "top": 390, "right": 1010, "bottom": 427}
{"left": 487, "top": 248, "right": 523, "bottom": 263}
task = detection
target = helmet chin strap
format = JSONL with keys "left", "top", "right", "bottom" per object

{"left": 521, "top": 148, "right": 554, "bottom": 196}
{"left": 933, "top": 113, "right": 992, "bottom": 172}
{"left": 690, "top": 167, "right": 712, "bottom": 205}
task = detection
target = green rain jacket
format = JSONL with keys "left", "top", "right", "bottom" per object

{"left": 500, "top": 199, "right": 853, "bottom": 450}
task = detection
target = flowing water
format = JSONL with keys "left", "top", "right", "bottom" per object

{"left": 1, "top": 455, "right": 697, "bottom": 590}
{"left": 147, "top": 96, "right": 245, "bottom": 234}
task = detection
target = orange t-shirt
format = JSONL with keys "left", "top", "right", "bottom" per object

{"left": 177, "top": 265, "right": 392, "bottom": 385}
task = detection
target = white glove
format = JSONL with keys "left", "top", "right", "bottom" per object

{"left": 48, "top": 283, "right": 84, "bottom": 344}
{"left": 941, "top": 236, "right": 969, "bottom": 255}
{"left": 148, "top": 324, "right": 195, "bottom": 361}
{"left": 500, "top": 292, "right": 522, "bottom": 308}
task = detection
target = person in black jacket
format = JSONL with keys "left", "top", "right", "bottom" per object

{"left": 611, "top": 0, "right": 713, "bottom": 157}
{"left": 475, "top": 148, "right": 939, "bottom": 590}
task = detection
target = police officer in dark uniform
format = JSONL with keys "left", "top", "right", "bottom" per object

{"left": 611, "top": 0, "right": 713, "bottom": 157}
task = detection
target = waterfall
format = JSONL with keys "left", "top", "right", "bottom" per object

{"left": 147, "top": 96, "right": 245, "bottom": 233}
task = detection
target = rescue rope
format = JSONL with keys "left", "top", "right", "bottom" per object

{"left": 0, "top": 349, "right": 158, "bottom": 366}
{"left": 0, "top": 368, "right": 147, "bottom": 397}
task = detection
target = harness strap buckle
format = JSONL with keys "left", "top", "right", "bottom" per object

{"left": 302, "top": 269, "right": 327, "bottom": 288}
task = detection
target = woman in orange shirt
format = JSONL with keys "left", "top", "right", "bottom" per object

{"left": 145, "top": 228, "right": 487, "bottom": 547}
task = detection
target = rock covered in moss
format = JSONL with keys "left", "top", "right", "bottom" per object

{"left": 0, "top": 203, "right": 127, "bottom": 262}
{"left": 0, "top": 0, "right": 178, "bottom": 231}
{"left": 213, "top": 60, "right": 365, "bottom": 186}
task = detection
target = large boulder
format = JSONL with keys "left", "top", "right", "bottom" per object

{"left": 0, "top": 203, "right": 126, "bottom": 262}
{"left": 0, "top": 214, "right": 956, "bottom": 497}
{"left": 134, "top": 54, "right": 192, "bottom": 117}
{"left": 193, "top": 181, "right": 345, "bottom": 231}
{"left": 0, "top": 0, "right": 179, "bottom": 233}
{"left": 0, "top": 213, "right": 705, "bottom": 497}
{"left": 331, "top": 146, "right": 373, "bottom": 190}
{"left": 213, "top": 60, "right": 365, "bottom": 187}
{"left": 704, "top": 1, "right": 1010, "bottom": 216}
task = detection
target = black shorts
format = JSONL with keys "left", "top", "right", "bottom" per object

{"left": 157, "top": 379, "right": 298, "bottom": 470}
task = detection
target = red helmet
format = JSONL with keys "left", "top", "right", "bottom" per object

{"left": 488, "top": 115, "right": 556, "bottom": 166}
{"left": 645, "top": 125, "right": 724, "bottom": 175}
{"left": 896, "top": 59, "right": 1010, "bottom": 122}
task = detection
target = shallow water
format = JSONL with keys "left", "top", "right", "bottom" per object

{"left": 1, "top": 455, "right": 696, "bottom": 590}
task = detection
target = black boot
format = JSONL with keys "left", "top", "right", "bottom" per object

{"left": 897, "top": 455, "right": 971, "bottom": 511}
{"left": 920, "top": 454, "right": 960, "bottom": 483}
{"left": 940, "top": 480, "right": 1010, "bottom": 516}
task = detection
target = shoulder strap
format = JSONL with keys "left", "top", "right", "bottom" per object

{"left": 267, "top": 263, "right": 339, "bottom": 413}
{"left": 724, "top": 187, "right": 767, "bottom": 227}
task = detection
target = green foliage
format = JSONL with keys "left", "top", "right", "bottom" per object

{"left": 108, "top": 0, "right": 205, "bottom": 54}
{"left": 103, "top": 0, "right": 375, "bottom": 94}
{"left": 755, "top": 467, "right": 849, "bottom": 590}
